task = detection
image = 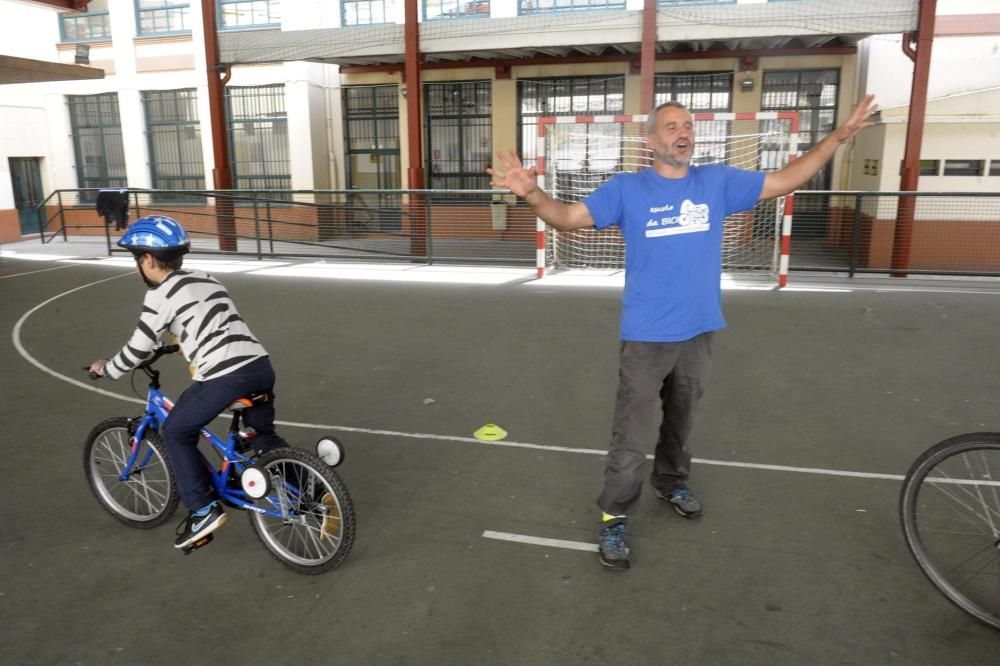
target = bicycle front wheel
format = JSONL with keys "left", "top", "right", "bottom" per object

{"left": 84, "top": 417, "right": 179, "bottom": 528}
{"left": 247, "top": 447, "right": 356, "bottom": 575}
{"left": 900, "top": 432, "right": 1000, "bottom": 630}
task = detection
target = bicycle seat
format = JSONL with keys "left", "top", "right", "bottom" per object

{"left": 226, "top": 392, "right": 272, "bottom": 412}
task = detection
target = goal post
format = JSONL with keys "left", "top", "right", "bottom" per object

{"left": 535, "top": 112, "right": 801, "bottom": 286}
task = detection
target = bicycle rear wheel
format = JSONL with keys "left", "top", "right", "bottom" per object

{"left": 247, "top": 447, "right": 355, "bottom": 575}
{"left": 84, "top": 417, "right": 179, "bottom": 527}
{"left": 900, "top": 432, "right": 1000, "bottom": 630}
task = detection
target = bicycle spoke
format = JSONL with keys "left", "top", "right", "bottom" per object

{"left": 247, "top": 449, "right": 353, "bottom": 571}
{"left": 86, "top": 421, "right": 177, "bottom": 527}
{"left": 903, "top": 436, "right": 1000, "bottom": 629}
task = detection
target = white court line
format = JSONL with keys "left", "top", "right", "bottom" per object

{"left": 13, "top": 275, "right": 909, "bottom": 484}
{"left": 11, "top": 272, "right": 146, "bottom": 405}
{"left": 281, "top": 420, "right": 906, "bottom": 481}
{"left": 59, "top": 256, "right": 293, "bottom": 274}
{"left": 482, "top": 531, "right": 597, "bottom": 553}
{"left": 251, "top": 263, "right": 534, "bottom": 285}
{"left": 0, "top": 263, "right": 83, "bottom": 279}
{"left": 7, "top": 246, "right": 1000, "bottom": 294}
{"left": 1, "top": 250, "right": 79, "bottom": 261}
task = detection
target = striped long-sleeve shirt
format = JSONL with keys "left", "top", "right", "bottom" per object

{"left": 105, "top": 269, "right": 268, "bottom": 382}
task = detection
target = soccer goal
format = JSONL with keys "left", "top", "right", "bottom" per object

{"left": 534, "top": 112, "right": 801, "bottom": 286}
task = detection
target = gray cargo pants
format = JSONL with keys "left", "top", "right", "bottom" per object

{"left": 597, "top": 333, "right": 714, "bottom": 518}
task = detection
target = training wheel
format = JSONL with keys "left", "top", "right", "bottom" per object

{"left": 316, "top": 436, "right": 345, "bottom": 467}
{"left": 241, "top": 465, "right": 270, "bottom": 499}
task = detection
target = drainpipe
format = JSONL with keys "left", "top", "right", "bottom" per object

{"left": 891, "top": 0, "right": 937, "bottom": 277}
{"left": 404, "top": 0, "right": 426, "bottom": 258}
{"left": 201, "top": 0, "right": 237, "bottom": 251}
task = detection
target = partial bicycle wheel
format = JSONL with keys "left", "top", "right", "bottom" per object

{"left": 900, "top": 432, "right": 1000, "bottom": 630}
{"left": 247, "top": 447, "right": 356, "bottom": 575}
{"left": 84, "top": 417, "right": 179, "bottom": 528}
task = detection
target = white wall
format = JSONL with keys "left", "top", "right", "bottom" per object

{"left": 0, "top": 0, "right": 70, "bottom": 212}
{"left": 862, "top": 33, "right": 1000, "bottom": 110}
{"left": 1, "top": 0, "right": 63, "bottom": 62}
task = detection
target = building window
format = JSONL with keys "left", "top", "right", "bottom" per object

{"left": 226, "top": 84, "right": 290, "bottom": 191}
{"left": 761, "top": 68, "right": 838, "bottom": 189}
{"left": 990, "top": 160, "right": 1000, "bottom": 177}
{"left": 519, "top": 76, "right": 625, "bottom": 174}
{"left": 519, "top": 0, "right": 625, "bottom": 14}
{"left": 219, "top": 0, "right": 280, "bottom": 30}
{"left": 136, "top": 1, "right": 192, "bottom": 36}
{"left": 654, "top": 72, "right": 732, "bottom": 111}
{"left": 943, "top": 159, "right": 984, "bottom": 177}
{"left": 343, "top": 85, "right": 401, "bottom": 231}
{"left": 899, "top": 159, "right": 940, "bottom": 176}
{"left": 343, "top": 85, "right": 400, "bottom": 190}
{"left": 425, "top": 81, "right": 492, "bottom": 190}
{"left": 68, "top": 93, "right": 127, "bottom": 196}
{"left": 59, "top": 3, "right": 111, "bottom": 43}
{"left": 655, "top": 72, "right": 732, "bottom": 165}
{"left": 425, "top": 0, "right": 489, "bottom": 19}
{"left": 343, "top": 0, "right": 395, "bottom": 25}
{"left": 142, "top": 89, "right": 205, "bottom": 198}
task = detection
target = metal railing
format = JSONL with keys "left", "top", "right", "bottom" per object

{"left": 33, "top": 187, "right": 1000, "bottom": 278}
{"left": 788, "top": 191, "right": 1000, "bottom": 277}
{"left": 35, "top": 188, "right": 533, "bottom": 266}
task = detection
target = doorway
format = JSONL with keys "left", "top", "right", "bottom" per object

{"left": 9, "top": 158, "right": 44, "bottom": 235}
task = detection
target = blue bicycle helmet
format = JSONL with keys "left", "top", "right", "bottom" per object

{"left": 117, "top": 215, "right": 191, "bottom": 255}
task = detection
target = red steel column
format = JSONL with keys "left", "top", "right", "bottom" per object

{"left": 404, "top": 0, "right": 426, "bottom": 258}
{"left": 201, "top": 0, "right": 236, "bottom": 251}
{"left": 891, "top": 0, "right": 937, "bottom": 277}
{"left": 640, "top": 0, "right": 656, "bottom": 114}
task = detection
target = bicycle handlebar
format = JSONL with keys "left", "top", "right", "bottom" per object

{"left": 82, "top": 344, "right": 180, "bottom": 381}
{"left": 138, "top": 344, "right": 180, "bottom": 369}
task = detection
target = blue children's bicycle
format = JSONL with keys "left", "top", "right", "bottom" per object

{"left": 83, "top": 344, "right": 356, "bottom": 574}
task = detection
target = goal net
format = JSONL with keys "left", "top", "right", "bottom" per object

{"left": 537, "top": 112, "right": 800, "bottom": 279}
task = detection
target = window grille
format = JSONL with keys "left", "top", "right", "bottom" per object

{"left": 68, "top": 93, "right": 127, "bottom": 198}
{"left": 142, "top": 89, "right": 206, "bottom": 199}
{"left": 225, "top": 84, "right": 290, "bottom": 192}
{"left": 425, "top": 81, "right": 492, "bottom": 191}
{"left": 136, "top": 1, "right": 191, "bottom": 35}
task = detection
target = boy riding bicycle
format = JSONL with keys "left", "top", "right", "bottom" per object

{"left": 88, "top": 215, "right": 287, "bottom": 549}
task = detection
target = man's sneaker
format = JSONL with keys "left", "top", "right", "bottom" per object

{"left": 319, "top": 492, "right": 341, "bottom": 540}
{"left": 174, "top": 501, "right": 228, "bottom": 549}
{"left": 597, "top": 521, "right": 630, "bottom": 570}
{"left": 656, "top": 484, "right": 703, "bottom": 518}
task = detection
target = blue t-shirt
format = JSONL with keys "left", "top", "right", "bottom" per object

{"left": 584, "top": 164, "right": 764, "bottom": 342}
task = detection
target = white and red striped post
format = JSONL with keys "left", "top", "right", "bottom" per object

{"left": 535, "top": 117, "right": 551, "bottom": 279}
{"left": 778, "top": 193, "right": 794, "bottom": 288}
{"left": 778, "top": 111, "right": 799, "bottom": 288}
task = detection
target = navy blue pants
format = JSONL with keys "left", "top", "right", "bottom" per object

{"left": 162, "top": 356, "right": 286, "bottom": 511}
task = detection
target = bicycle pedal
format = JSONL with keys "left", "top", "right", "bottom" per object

{"left": 181, "top": 533, "right": 214, "bottom": 555}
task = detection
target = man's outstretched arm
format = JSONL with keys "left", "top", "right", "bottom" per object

{"left": 759, "top": 94, "right": 878, "bottom": 201}
{"left": 487, "top": 149, "right": 595, "bottom": 232}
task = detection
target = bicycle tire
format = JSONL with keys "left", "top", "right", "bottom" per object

{"left": 899, "top": 432, "right": 1000, "bottom": 630}
{"left": 247, "top": 447, "right": 356, "bottom": 575}
{"left": 84, "top": 417, "right": 179, "bottom": 528}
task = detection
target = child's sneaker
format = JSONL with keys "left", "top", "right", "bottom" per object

{"left": 656, "top": 484, "right": 703, "bottom": 518}
{"left": 597, "top": 521, "right": 630, "bottom": 570}
{"left": 174, "top": 501, "right": 228, "bottom": 549}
